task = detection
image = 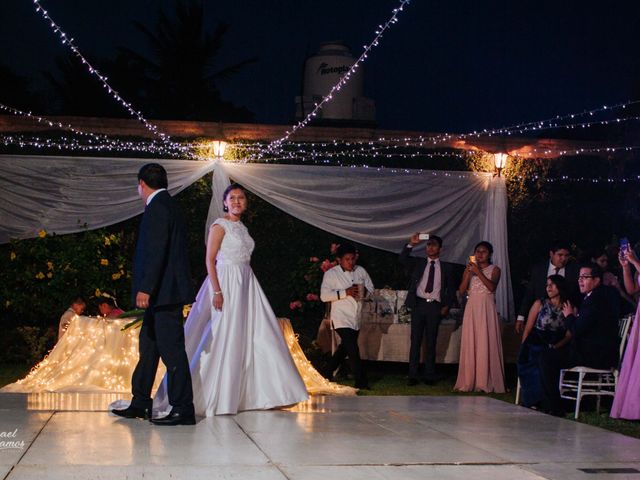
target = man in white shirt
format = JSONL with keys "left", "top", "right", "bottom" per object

{"left": 58, "top": 295, "right": 86, "bottom": 339}
{"left": 399, "top": 234, "right": 456, "bottom": 385}
{"left": 320, "top": 243, "right": 374, "bottom": 389}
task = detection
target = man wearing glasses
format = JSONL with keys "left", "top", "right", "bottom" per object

{"left": 538, "top": 263, "right": 620, "bottom": 416}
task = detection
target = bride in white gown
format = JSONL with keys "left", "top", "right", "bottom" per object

{"left": 154, "top": 184, "right": 309, "bottom": 415}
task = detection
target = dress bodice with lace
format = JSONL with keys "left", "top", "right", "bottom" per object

{"left": 468, "top": 264, "right": 496, "bottom": 295}
{"left": 213, "top": 218, "right": 254, "bottom": 264}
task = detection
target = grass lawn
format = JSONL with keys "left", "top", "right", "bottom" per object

{"left": 1, "top": 361, "right": 638, "bottom": 439}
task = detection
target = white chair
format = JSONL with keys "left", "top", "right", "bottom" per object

{"left": 559, "top": 314, "right": 633, "bottom": 419}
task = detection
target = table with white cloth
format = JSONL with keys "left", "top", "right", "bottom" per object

{"left": 316, "top": 289, "right": 520, "bottom": 363}
{"left": 1, "top": 315, "right": 164, "bottom": 393}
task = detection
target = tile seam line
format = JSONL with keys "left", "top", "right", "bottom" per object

{"left": 233, "top": 416, "right": 292, "bottom": 480}
{"left": 2, "top": 410, "right": 56, "bottom": 480}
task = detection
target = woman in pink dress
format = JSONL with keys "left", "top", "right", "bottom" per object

{"left": 454, "top": 241, "right": 505, "bottom": 393}
{"left": 610, "top": 248, "right": 640, "bottom": 419}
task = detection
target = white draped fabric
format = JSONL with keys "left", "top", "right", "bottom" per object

{"left": 0, "top": 155, "right": 513, "bottom": 319}
{"left": 0, "top": 154, "right": 216, "bottom": 242}
{"left": 209, "top": 163, "right": 513, "bottom": 320}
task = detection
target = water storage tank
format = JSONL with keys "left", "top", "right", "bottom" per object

{"left": 295, "top": 41, "right": 375, "bottom": 125}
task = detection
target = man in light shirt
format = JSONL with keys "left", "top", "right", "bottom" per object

{"left": 320, "top": 243, "right": 374, "bottom": 389}
{"left": 58, "top": 295, "right": 86, "bottom": 339}
{"left": 516, "top": 243, "right": 579, "bottom": 334}
{"left": 399, "top": 234, "right": 456, "bottom": 385}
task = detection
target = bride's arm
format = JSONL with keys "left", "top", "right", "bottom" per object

{"left": 206, "top": 224, "right": 225, "bottom": 310}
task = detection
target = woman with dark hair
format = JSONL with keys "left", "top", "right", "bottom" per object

{"left": 517, "top": 274, "right": 571, "bottom": 408}
{"left": 454, "top": 241, "right": 505, "bottom": 393}
{"left": 155, "top": 184, "right": 309, "bottom": 415}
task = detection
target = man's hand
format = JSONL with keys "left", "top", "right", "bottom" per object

{"left": 136, "top": 292, "right": 150, "bottom": 309}
{"left": 440, "top": 306, "right": 450, "bottom": 317}
{"left": 515, "top": 319, "right": 524, "bottom": 334}
{"left": 345, "top": 285, "right": 359, "bottom": 298}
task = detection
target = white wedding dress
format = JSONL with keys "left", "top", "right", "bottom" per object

{"left": 154, "top": 218, "right": 309, "bottom": 415}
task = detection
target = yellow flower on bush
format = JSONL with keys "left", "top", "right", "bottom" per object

{"left": 100, "top": 258, "right": 109, "bottom": 266}
{"left": 5, "top": 300, "right": 11, "bottom": 308}
{"left": 112, "top": 273, "right": 121, "bottom": 280}
{"left": 47, "top": 261, "right": 54, "bottom": 271}
{"left": 10, "top": 252, "right": 16, "bottom": 261}
{"left": 95, "top": 288, "right": 102, "bottom": 297}
{"left": 104, "top": 236, "right": 111, "bottom": 246}
{"left": 35, "top": 272, "right": 45, "bottom": 280}
{"left": 47, "top": 272, "right": 53, "bottom": 279}
{"left": 38, "top": 230, "right": 47, "bottom": 238}
{"left": 110, "top": 234, "right": 117, "bottom": 242}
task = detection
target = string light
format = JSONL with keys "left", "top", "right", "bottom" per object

{"left": 262, "top": 0, "right": 411, "bottom": 156}
{"left": 31, "top": 0, "right": 180, "bottom": 149}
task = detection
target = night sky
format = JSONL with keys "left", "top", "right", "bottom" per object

{"left": 1, "top": 0, "right": 639, "bottom": 133}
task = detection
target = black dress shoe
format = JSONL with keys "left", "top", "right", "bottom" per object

{"left": 111, "top": 406, "right": 150, "bottom": 420}
{"left": 407, "top": 378, "right": 419, "bottom": 386}
{"left": 151, "top": 411, "right": 196, "bottom": 426}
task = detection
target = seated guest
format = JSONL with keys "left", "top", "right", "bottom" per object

{"left": 97, "top": 297, "right": 125, "bottom": 318}
{"left": 516, "top": 242, "right": 579, "bottom": 334}
{"left": 320, "top": 243, "right": 374, "bottom": 389}
{"left": 538, "top": 263, "right": 620, "bottom": 416}
{"left": 517, "top": 274, "right": 571, "bottom": 408}
{"left": 58, "top": 295, "right": 86, "bottom": 339}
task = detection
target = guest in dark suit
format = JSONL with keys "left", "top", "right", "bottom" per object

{"left": 112, "top": 163, "right": 195, "bottom": 426}
{"left": 399, "top": 234, "right": 456, "bottom": 385}
{"left": 516, "top": 242, "right": 579, "bottom": 334}
{"left": 538, "top": 263, "right": 620, "bottom": 416}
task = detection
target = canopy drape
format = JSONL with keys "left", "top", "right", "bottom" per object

{"left": 209, "top": 162, "right": 513, "bottom": 320}
{"left": 0, "top": 154, "right": 513, "bottom": 319}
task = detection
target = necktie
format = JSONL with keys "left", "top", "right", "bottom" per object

{"left": 425, "top": 261, "right": 435, "bottom": 293}
{"left": 554, "top": 267, "right": 560, "bottom": 275}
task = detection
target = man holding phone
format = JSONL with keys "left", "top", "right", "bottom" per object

{"left": 399, "top": 233, "right": 456, "bottom": 385}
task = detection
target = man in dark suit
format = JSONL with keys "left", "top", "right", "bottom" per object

{"left": 399, "top": 234, "right": 457, "bottom": 385}
{"left": 538, "top": 263, "right": 620, "bottom": 416}
{"left": 516, "top": 242, "right": 579, "bottom": 334}
{"left": 112, "top": 163, "right": 195, "bottom": 426}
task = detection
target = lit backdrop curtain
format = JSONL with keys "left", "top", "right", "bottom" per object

{"left": 0, "top": 155, "right": 513, "bottom": 319}
{"left": 0, "top": 154, "right": 216, "bottom": 242}
{"left": 209, "top": 162, "right": 514, "bottom": 320}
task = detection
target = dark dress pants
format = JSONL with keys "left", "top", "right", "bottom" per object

{"left": 409, "top": 299, "right": 441, "bottom": 380}
{"left": 328, "top": 327, "right": 367, "bottom": 387}
{"left": 538, "top": 344, "right": 580, "bottom": 414}
{"left": 131, "top": 304, "right": 194, "bottom": 415}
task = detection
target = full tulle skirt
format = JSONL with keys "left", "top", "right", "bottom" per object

{"left": 154, "top": 263, "right": 309, "bottom": 416}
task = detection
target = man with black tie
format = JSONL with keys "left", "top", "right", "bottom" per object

{"left": 400, "top": 234, "right": 456, "bottom": 385}
{"left": 112, "top": 163, "right": 195, "bottom": 426}
{"left": 538, "top": 263, "right": 620, "bottom": 416}
{"left": 516, "top": 242, "right": 579, "bottom": 334}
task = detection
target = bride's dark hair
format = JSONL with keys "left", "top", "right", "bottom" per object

{"left": 222, "top": 183, "right": 245, "bottom": 212}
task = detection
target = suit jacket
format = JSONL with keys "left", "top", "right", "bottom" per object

{"left": 399, "top": 245, "right": 456, "bottom": 309}
{"left": 133, "top": 190, "right": 193, "bottom": 307}
{"left": 566, "top": 284, "right": 620, "bottom": 369}
{"left": 517, "top": 260, "right": 579, "bottom": 318}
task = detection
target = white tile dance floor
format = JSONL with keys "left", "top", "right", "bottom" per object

{"left": 0, "top": 394, "right": 639, "bottom": 479}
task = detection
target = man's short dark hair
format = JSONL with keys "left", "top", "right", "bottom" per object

{"left": 581, "top": 262, "right": 603, "bottom": 281}
{"left": 427, "top": 235, "right": 443, "bottom": 248}
{"left": 70, "top": 295, "right": 86, "bottom": 306}
{"left": 550, "top": 242, "right": 571, "bottom": 253}
{"left": 336, "top": 243, "right": 357, "bottom": 257}
{"left": 138, "top": 163, "right": 168, "bottom": 189}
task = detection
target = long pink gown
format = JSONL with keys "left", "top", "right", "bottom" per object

{"left": 454, "top": 264, "right": 505, "bottom": 393}
{"left": 610, "top": 275, "right": 640, "bottom": 420}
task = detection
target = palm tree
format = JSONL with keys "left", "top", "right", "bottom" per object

{"left": 118, "top": 0, "right": 257, "bottom": 121}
